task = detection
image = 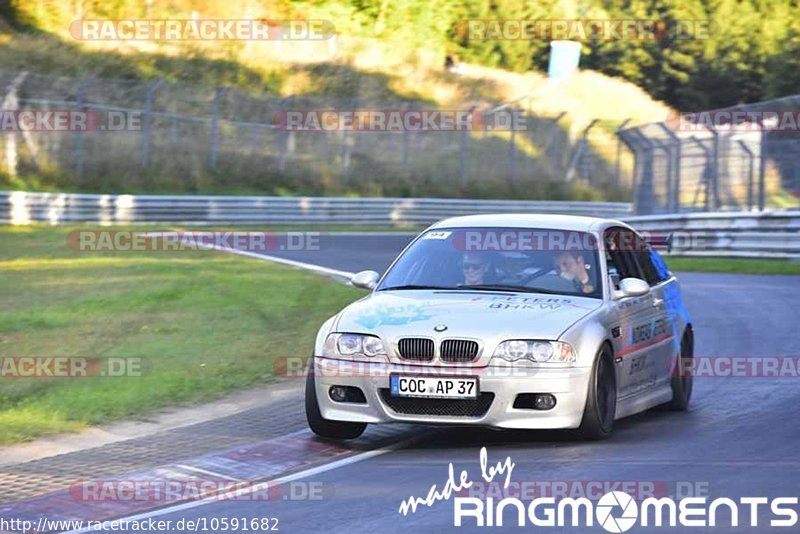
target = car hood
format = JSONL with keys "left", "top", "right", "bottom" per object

{"left": 334, "top": 290, "right": 601, "bottom": 365}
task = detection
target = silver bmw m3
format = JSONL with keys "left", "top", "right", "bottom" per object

{"left": 305, "top": 214, "right": 693, "bottom": 440}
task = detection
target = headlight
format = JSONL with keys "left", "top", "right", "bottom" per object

{"left": 323, "top": 333, "right": 387, "bottom": 358}
{"left": 492, "top": 340, "right": 576, "bottom": 365}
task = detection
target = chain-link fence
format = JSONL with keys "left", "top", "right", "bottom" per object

{"left": 618, "top": 96, "right": 800, "bottom": 214}
{"left": 0, "top": 69, "right": 628, "bottom": 200}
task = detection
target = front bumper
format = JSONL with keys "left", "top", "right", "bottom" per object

{"left": 312, "top": 356, "right": 593, "bottom": 429}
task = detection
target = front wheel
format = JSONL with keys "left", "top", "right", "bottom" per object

{"left": 305, "top": 369, "right": 367, "bottom": 440}
{"left": 577, "top": 346, "right": 617, "bottom": 440}
{"left": 667, "top": 329, "right": 694, "bottom": 411}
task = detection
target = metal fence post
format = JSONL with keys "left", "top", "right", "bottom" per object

{"left": 402, "top": 104, "right": 411, "bottom": 174}
{"left": 339, "top": 98, "right": 356, "bottom": 178}
{"left": 340, "top": 130, "right": 351, "bottom": 175}
{"left": 277, "top": 96, "right": 293, "bottom": 172}
{"left": 249, "top": 125, "right": 260, "bottom": 154}
{"left": 544, "top": 112, "right": 566, "bottom": 173}
{"left": 459, "top": 129, "right": 469, "bottom": 186}
{"left": 616, "top": 128, "right": 642, "bottom": 210}
{"left": 566, "top": 119, "right": 598, "bottom": 183}
{"left": 581, "top": 119, "right": 599, "bottom": 183}
{"left": 352, "top": 97, "right": 362, "bottom": 156}
{"left": 758, "top": 123, "right": 768, "bottom": 211}
{"left": 639, "top": 139, "right": 656, "bottom": 214}
{"left": 210, "top": 87, "right": 228, "bottom": 168}
{"left": 687, "top": 136, "right": 713, "bottom": 211}
{"left": 673, "top": 137, "right": 683, "bottom": 212}
{"left": 141, "top": 79, "right": 164, "bottom": 167}
{"left": 459, "top": 107, "right": 473, "bottom": 186}
{"left": 659, "top": 139, "right": 673, "bottom": 213}
{"left": 658, "top": 122, "right": 682, "bottom": 212}
{"left": 623, "top": 130, "right": 658, "bottom": 214}
{"left": 709, "top": 126, "right": 720, "bottom": 210}
{"left": 738, "top": 140, "right": 755, "bottom": 211}
{"left": 508, "top": 110, "right": 517, "bottom": 183}
{"left": 614, "top": 119, "right": 631, "bottom": 188}
{"left": 2, "top": 71, "right": 27, "bottom": 179}
{"left": 74, "top": 77, "right": 94, "bottom": 182}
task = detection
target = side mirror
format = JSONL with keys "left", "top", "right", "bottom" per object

{"left": 614, "top": 278, "right": 650, "bottom": 299}
{"left": 350, "top": 270, "right": 380, "bottom": 290}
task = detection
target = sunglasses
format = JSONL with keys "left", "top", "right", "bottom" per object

{"left": 462, "top": 263, "right": 485, "bottom": 271}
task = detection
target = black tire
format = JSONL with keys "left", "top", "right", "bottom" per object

{"left": 305, "top": 370, "right": 367, "bottom": 440}
{"left": 577, "top": 346, "right": 617, "bottom": 440}
{"left": 667, "top": 329, "right": 694, "bottom": 411}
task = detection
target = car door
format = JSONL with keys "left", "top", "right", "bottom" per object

{"left": 634, "top": 234, "right": 677, "bottom": 387}
{"left": 604, "top": 228, "right": 662, "bottom": 400}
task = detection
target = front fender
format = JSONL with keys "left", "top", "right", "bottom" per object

{"left": 314, "top": 315, "right": 338, "bottom": 356}
{"left": 559, "top": 309, "right": 612, "bottom": 367}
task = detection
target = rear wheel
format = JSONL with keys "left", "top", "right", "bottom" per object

{"left": 577, "top": 346, "right": 617, "bottom": 440}
{"left": 667, "top": 329, "right": 694, "bottom": 411}
{"left": 305, "top": 370, "right": 366, "bottom": 440}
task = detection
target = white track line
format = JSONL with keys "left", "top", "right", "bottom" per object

{"left": 58, "top": 235, "right": 396, "bottom": 531}
{"left": 63, "top": 434, "right": 416, "bottom": 533}
{"left": 174, "top": 465, "right": 240, "bottom": 482}
{"left": 219, "top": 247, "right": 356, "bottom": 280}
{"left": 141, "top": 232, "right": 356, "bottom": 280}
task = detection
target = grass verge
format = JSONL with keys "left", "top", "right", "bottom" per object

{"left": 0, "top": 226, "right": 362, "bottom": 445}
{"left": 666, "top": 256, "right": 800, "bottom": 275}
{"left": 2, "top": 226, "right": 796, "bottom": 445}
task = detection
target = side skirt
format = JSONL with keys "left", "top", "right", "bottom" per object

{"left": 614, "top": 385, "right": 673, "bottom": 420}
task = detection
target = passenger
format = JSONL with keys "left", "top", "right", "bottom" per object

{"left": 555, "top": 251, "right": 595, "bottom": 294}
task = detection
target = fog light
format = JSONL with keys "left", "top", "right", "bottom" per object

{"left": 329, "top": 386, "right": 347, "bottom": 402}
{"left": 534, "top": 394, "right": 556, "bottom": 410}
{"left": 513, "top": 393, "right": 557, "bottom": 410}
{"left": 328, "top": 386, "right": 367, "bottom": 404}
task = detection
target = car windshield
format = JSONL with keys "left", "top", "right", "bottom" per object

{"left": 377, "top": 227, "right": 602, "bottom": 298}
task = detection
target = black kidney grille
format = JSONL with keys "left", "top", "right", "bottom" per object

{"left": 397, "top": 338, "right": 435, "bottom": 361}
{"left": 440, "top": 339, "right": 479, "bottom": 362}
{"left": 380, "top": 390, "right": 494, "bottom": 417}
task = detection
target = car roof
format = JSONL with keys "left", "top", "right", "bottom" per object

{"left": 428, "top": 213, "right": 631, "bottom": 233}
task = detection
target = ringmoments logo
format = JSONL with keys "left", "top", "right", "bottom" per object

{"left": 595, "top": 491, "right": 638, "bottom": 532}
{"left": 398, "top": 448, "right": 799, "bottom": 530}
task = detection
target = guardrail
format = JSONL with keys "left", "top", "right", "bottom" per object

{"left": 0, "top": 191, "right": 631, "bottom": 226}
{"left": 1, "top": 190, "right": 797, "bottom": 258}
{"left": 626, "top": 211, "right": 800, "bottom": 259}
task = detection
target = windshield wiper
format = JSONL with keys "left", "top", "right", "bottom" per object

{"left": 378, "top": 284, "right": 455, "bottom": 291}
{"left": 457, "top": 284, "right": 562, "bottom": 295}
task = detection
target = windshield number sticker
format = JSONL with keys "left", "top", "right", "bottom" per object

{"left": 423, "top": 231, "right": 452, "bottom": 240}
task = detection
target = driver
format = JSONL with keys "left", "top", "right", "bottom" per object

{"left": 554, "top": 251, "right": 595, "bottom": 294}
{"left": 461, "top": 252, "right": 492, "bottom": 285}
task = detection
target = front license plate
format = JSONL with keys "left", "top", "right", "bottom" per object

{"left": 390, "top": 375, "right": 479, "bottom": 399}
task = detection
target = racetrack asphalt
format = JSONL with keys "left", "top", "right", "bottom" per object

{"left": 209, "top": 235, "right": 800, "bottom": 532}
{"left": 10, "top": 233, "right": 800, "bottom": 533}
